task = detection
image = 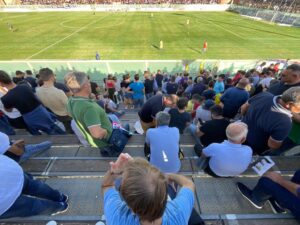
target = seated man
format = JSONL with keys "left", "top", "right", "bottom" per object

{"left": 241, "top": 87, "right": 300, "bottom": 155}
{"left": 220, "top": 78, "right": 249, "bottom": 119}
{"left": 138, "top": 94, "right": 178, "bottom": 133}
{"left": 65, "top": 71, "right": 129, "bottom": 157}
{"left": 0, "top": 70, "right": 65, "bottom": 135}
{"left": 0, "top": 131, "right": 52, "bottom": 163}
{"left": 145, "top": 112, "right": 180, "bottom": 173}
{"left": 36, "top": 68, "right": 73, "bottom": 134}
{"left": 194, "top": 99, "right": 214, "bottom": 123}
{"left": 0, "top": 154, "right": 68, "bottom": 219}
{"left": 201, "top": 122, "right": 253, "bottom": 177}
{"left": 169, "top": 97, "right": 191, "bottom": 134}
{"left": 102, "top": 154, "right": 203, "bottom": 225}
{"left": 237, "top": 171, "right": 300, "bottom": 218}
{"left": 189, "top": 105, "right": 230, "bottom": 154}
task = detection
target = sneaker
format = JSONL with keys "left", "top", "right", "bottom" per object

{"left": 61, "top": 194, "right": 69, "bottom": 203}
{"left": 236, "top": 182, "right": 263, "bottom": 209}
{"left": 51, "top": 202, "right": 69, "bottom": 216}
{"left": 268, "top": 199, "right": 286, "bottom": 214}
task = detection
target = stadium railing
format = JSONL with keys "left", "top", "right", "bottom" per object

{"left": 230, "top": 5, "right": 300, "bottom": 27}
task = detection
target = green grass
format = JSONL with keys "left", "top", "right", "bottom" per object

{"left": 0, "top": 11, "right": 300, "bottom": 60}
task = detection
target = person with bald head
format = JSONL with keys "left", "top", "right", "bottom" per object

{"left": 201, "top": 122, "right": 253, "bottom": 177}
{"left": 220, "top": 78, "right": 250, "bottom": 119}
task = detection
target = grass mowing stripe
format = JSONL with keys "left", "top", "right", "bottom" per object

{"left": 27, "top": 14, "right": 110, "bottom": 59}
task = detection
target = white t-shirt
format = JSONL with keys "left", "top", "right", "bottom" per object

{"left": 0, "top": 92, "right": 22, "bottom": 119}
{"left": 259, "top": 77, "right": 274, "bottom": 88}
{"left": 0, "top": 132, "right": 10, "bottom": 154}
{"left": 0, "top": 155, "right": 24, "bottom": 215}
{"left": 203, "top": 140, "right": 253, "bottom": 177}
{"left": 195, "top": 106, "right": 212, "bottom": 124}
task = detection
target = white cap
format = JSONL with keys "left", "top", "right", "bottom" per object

{"left": 134, "top": 120, "right": 144, "bottom": 135}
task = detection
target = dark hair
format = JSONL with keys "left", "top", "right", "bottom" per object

{"left": 210, "top": 105, "right": 223, "bottom": 117}
{"left": 192, "top": 94, "right": 203, "bottom": 102}
{"left": 0, "top": 70, "right": 12, "bottom": 84}
{"left": 25, "top": 70, "right": 33, "bottom": 75}
{"left": 286, "top": 64, "right": 300, "bottom": 73}
{"left": 177, "top": 97, "right": 188, "bottom": 110}
{"left": 171, "top": 75, "right": 176, "bottom": 82}
{"left": 208, "top": 80, "right": 214, "bottom": 88}
{"left": 121, "top": 158, "right": 168, "bottom": 222}
{"left": 15, "top": 70, "right": 24, "bottom": 76}
{"left": 134, "top": 74, "right": 139, "bottom": 81}
{"left": 39, "top": 68, "right": 54, "bottom": 81}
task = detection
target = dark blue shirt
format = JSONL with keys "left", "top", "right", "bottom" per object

{"left": 191, "top": 83, "right": 206, "bottom": 96}
{"left": 220, "top": 87, "right": 249, "bottom": 118}
{"left": 202, "top": 89, "right": 215, "bottom": 100}
{"left": 242, "top": 92, "right": 292, "bottom": 154}
{"left": 268, "top": 81, "right": 300, "bottom": 96}
{"left": 166, "top": 82, "right": 178, "bottom": 95}
{"left": 169, "top": 108, "right": 191, "bottom": 134}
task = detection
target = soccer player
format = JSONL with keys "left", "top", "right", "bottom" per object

{"left": 95, "top": 52, "right": 100, "bottom": 60}
{"left": 202, "top": 40, "right": 208, "bottom": 53}
{"left": 187, "top": 19, "right": 190, "bottom": 25}
{"left": 160, "top": 40, "right": 163, "bottom": 50}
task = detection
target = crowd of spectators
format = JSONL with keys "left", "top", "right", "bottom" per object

{"left": 19, "top": 0, "right": 220, "bottom": 5}
{"left": 235, "top": 0, "right": 300, "bottom": 14}
{"left": 0, "top": 62, "right": 299, "bottom": 221}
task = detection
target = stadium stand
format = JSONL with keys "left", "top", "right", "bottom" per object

{"left": 0, "top": 62, "right": 300, "bottom": 224}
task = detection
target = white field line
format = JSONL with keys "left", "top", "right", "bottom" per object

{"left": 60, "top": 17, "right": 125, "bottom": 29}
{"left": 1, "top": 14, "right": 27, "bottom": 20}
{"left": 26, "top": 14, "right": 110, "bottom": 59}
{"left": 196, "top": 16, "right": 245, "bottom": 40}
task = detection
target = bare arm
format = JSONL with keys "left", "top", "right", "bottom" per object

{"left": 240, "top": 102, "right": 250, "bottom": 115}
{"left": 167, "top": 173, "right": 195, "bottom": 192}
{"left": 88, "top": 125, "right": 108, "bottom": 139}
{"left": 267, "top": 136, "right": 282, "bottom": 149}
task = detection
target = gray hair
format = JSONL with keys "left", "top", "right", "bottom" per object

{"left": 64, "top": 71, "right": 88, "bottom": 93}
{"left": 226, "top": 122, "right": 248, "bottom": 143}
{"left": 156, "top": 112, "right": 170, "bottom": 126}
{"left": 281, "top": 87, "right": 300, "bottom": 105}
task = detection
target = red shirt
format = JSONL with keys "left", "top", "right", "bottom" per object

{"left": 203, "top": 42, "right": 207, "bottom": 49}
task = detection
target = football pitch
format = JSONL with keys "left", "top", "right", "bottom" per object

{"left": 0, "top": 11, "right": 300, "bottom": 60}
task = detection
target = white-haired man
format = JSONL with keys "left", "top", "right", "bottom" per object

{"left": 201, "top": 122, "right": 253, "bottom": 177}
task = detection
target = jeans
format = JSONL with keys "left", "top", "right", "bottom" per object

{"left": 0, "top": 173, "right": 65, "bottom": 219}
{"left": 188, "top": 124, "right": 201, "bottom": 146}
{"left": 19, "top": 141, "right": 53, "bottom": 163}
{"left": 252, "top": 170, "right": 300, "bottom": 219}
{"left": 0, "top": 115, "right": 15, "bottom": 135}
{"left": 133, "top": 98, "right": 144, "bottom": 109}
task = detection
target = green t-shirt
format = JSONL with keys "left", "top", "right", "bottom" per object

{"left": 67, "top": 96, "right": 112, "bottom": 148}
{"left": 289, "top": 121, "right": 300, "bottom": 145}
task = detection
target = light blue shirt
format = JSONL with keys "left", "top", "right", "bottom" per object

{"left": 104, "top": 187, "right": 194, "bottom": 225}
{"left": 146, "top": 126, "right": 180, "bottom": 173}
{"left": 203, "top": 140, "right": 252, "bottom": 177}
{"left": 213, "top": 81, "right": 224, "bottom": 94}
{"left": 0, "top": 155, "right": 24, "bottom": 215}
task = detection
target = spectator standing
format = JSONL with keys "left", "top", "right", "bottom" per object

{"left": 213, "top": 75, "right": 225, "bottom": 94}
{"left": 166, "top": 75, "right": 178, "bottom": 95}
{"left": 121, "top": 74, "right": 133, "bottom": 109}
{"left": 169, "top": 97, "right": 191, "bottom": 134}
{"left": 106, "top": 75, "right": 116, "bottom": 102}
{"left": 202, "top": 80, "right": 215, "bottom": 100}
{"left": 191, "top": 77, "right": 206, "bottom": 96}
{"left": 127, "top": 74, "right": 145, "bottom": 109}
{"left": 144, "top": 71, "right": 154, "bottom": 100}
{"left": 13, "top": 70, "right": 24, "bottom": 85}
{"left": 24, "top": 70, "right": 37, "bottom": 91}
{"left": 155, "top": 70, "right": 164, "bottom": 90}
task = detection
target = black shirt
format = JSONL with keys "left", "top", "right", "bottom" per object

{"left": 191, "top": 83, "right": 206, "bottom": 96}
{"left": 1, "top": 84, "right": 41, "bottom": 114}
{"left": 156, "top": 74, "right": 164, "bottom": 88}
{"left": 268, "top": 81, "right": 300, "bottom": 95}
{"left": 200, "top": 118, "right": 230, "bottom": 147}
{"left": 54, "top": 82, "right": 70, "bottom": 93}
{"left": 202, "top": 89, "right": 215, "bottom": 100}
{"left": 138, "top": 95, "right": 164, "bottom": 123}
{"left": 12, "top": 77, "right": 24, "bottom": 84}
{"left": 24, "top": 77, "right": 37, "bottom": 89}
{"left": 166, "top": 82, "right": 178, "bottom": 95}
{"left": 144, "top": 79, "right": 154, "bottom": 94}
{"left": 90, "top": 81, "right": 99, "bottom": 95}
{"left": 169, "top": 108, "right": 191, "bottom": 134}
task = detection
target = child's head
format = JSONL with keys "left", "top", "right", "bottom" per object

{"left": 177, "top": 97, "right": 188, "bottom": 110}
{"left": 191, "top": 94, "right": 204, "bottom": 104}
{"left": 134, "top": 74, "right": 139, "bottom": 81}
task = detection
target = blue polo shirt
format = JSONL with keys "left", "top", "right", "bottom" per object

{"left": 220, "top": 87, "right": 249, "bottom": 119}
{"left": 242, "top": 92, "right": 292, "bottom": 154}
{"left": 213, "top": 81, "right": 224, "bottom": 94}
{"left": 146, "top": 126, "right": 180, "bottom": 173}
{"left": 203, "top": 140, "right": 252, "bottom": 177}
